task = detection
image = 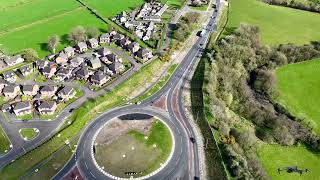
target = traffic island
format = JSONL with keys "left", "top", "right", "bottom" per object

{"left": 19, "top": 128, "right": 39, "bottom": 141}
{"left": 92, "top": 113, "right": 174, "bottom": 179}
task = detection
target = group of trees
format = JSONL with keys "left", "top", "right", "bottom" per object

{"left": 173, "top": 12, "right": 201, "bottom": 42}
{"left": 46, "top": 26, "right": 100, "bottom": 53}
{"left": 204, "top": 24, "right": 320, "bottom": 179}
{"left": 263, "top": 0, "right": 320, "bottom": 13}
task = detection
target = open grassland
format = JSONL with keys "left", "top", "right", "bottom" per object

{"left": 0, "top": 8, "right": 107, "bottom": 57}
{"left": 0, "top": 0, "right": 33, "bottom": 9}
{"left": 226, "top": 0, "right": 320, "bottom": 45}
{"left": 96, "top": 120, "right": 172, "bottom": 178}
{"left": 0, "top": 125, "right": 11, "bottom": 155}
{"left": 81, "top": 0, "right": 145, "bottom": 17}
{"left": 0, "top": 0, "right": 80, "bottom": 32}
{"left": 276, "top": 59, "right": 320, "bottom": 134}
{"left": 257, "top": 143, "right": 320, "bottom": 180}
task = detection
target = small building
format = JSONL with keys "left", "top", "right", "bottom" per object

{"left": 100, "top": 57, "right": 112, "bottom": 65}
{"left": 137, "top": 48, "right": 153, "bottom": 61}
{"left": 106, "top": 54, "right": 118, "bottom": 63}
{"left": 0, "top": 78, "right": 9, "bottom": 92}
{"left": 88, "top": 56, "right": 102, "bottom": 69}
{"left": 13, "top": 102, "right": 32, "bottom": 116}
{"left": 91, "top": 71, "right": 110, "bottom": 86}
{"left": 87, "top": 38, "right": 99, "bottom": 49}
{"left": 118, "top": 38, "right": 131, "bottom": 49}
{"left": 2, "top": 85, "right": 20, "bottom": 99}
{"left": 97, "top": 47, "right": 111, "bottom": 57}
{"left": 3, "top": 71, "right": 17, "bottom": 83}
{"left": 127, "top": 42, "right": 140, "bottom": 54}
{"left": 75, "top": 66, "right": 90, "bottom": 80}
{"left": 37, "top": 101, "right": 57, "bottom": 115}
{"left": 99, "top": 33, "right": 110, "bottom": 44}
{"left": 76, "top": 42, "right": 88, "bottom": 53}
{"left": 109, "top": 62, "right": 125, "bottom": 74}
{"left": 112, "top": 33, "right": 125, "bottom": 42}
{"left": 55, "top": 52, "right": 68, "bottom": 64}
{"left": 19, "top": 65, "right": 33, "bottom": 77}
{"left": 56, "top": 68, "right": 72, "bottom": 81}
{"left": 22, "top": 84, "right": 39, "bottom": 97}
{"left": 69, "top": 57, "right": 84, "bottom": 68}
{"left": 40, "top": 85, "right": 57, "bottom": 98}
{"left": 64, "top": 47, "right": 75, "bottom": 58}
{"left": 42, "top": 66, "right": 57, "bottom": 79}
{"left": 36, "top": 60, "right": 49, "bottom": 70}
{"left": 57, "top": 86, "right": 76, "bottom": 101}
{"left": 4, "top": 55, "right": 24, "bottom": 67}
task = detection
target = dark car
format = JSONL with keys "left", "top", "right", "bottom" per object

{"left": 69, "top": 108, "right": 75, "bottom": 113}
{"left": 190, "top": 137, "right": 196, "bottom": 143}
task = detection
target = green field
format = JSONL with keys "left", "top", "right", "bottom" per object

{"left": 226, "top": 0, "right": 320, "bottom": 45}
{"left": 257, "top": 143, "right": 320, "bottom": 180}
{"left": 276, "top": 59, "right": 320, "bottom": 134}
{"left": 0, "top": 0, "right": 80, "bottom": 32}
{"left": 95, "top": 120, "right": 172, "bottom": 178}
{"left": 19, "top": 128, "right": 39, "bottom": 140}
{"left": 81, "top": 0, "right": 145, "bottom": 17}
{"left": 0, "top": 125, "right": 11, "bottom": 155}
{"left": 0, "top": 8, "right": 107, "bottom": 57}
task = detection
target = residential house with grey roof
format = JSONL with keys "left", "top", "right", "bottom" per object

{"left": 137, "top": 48, "right": 153, "bottom": 61}
{"left": 4, "top": 55, "right": 24, "bottom": 67}
{"left": 109, "top": 62, "right": 125, "bottom": 74}
{"left": 88, "top": 38, "right": 99, "bottom": 49}
{"left": 3, "top": 71, "right": 17, "bottom": 83}
{"left": 56, "top": 68, "right": 72, "bottom": 81}
{"left": 75, "top": 66, "right": 90, "bottom": 80}
{"left": 64, "top": 47, "right": 75, "bottom": 58}
{"left": 55, "top": 52, "right": 68, "bottom": 64}
{"left": 37, "top": 101, "right": 57, "bottom": 115}
{"left": 76, "top": 42, "right": 88, "bottom": 53}
{"left": 57, "top": 86, "right": 76, "bottom": 101}
{"left": 19, "top": 65, "right": 33, "bottom": 77}
{"left": 127, "top": 42, "right": 140, "bottom": 54}
{"left": 97, "top": 47, "right": 111, "bottom": 57}
{"left": 91, "top": 71, "right": 110, "bottom": 86}
{"left": 99, "top": 33, "right": 110, "bottom": 44}
{"left": 40, "top": 85, "right": 57, "bottom": 98}
{"left": 42, "top": 65, "right": 57, "bottom": 79}
{"left": 69, "top": 57, "right": 84, "bottom": 68}
{"left": 22, "top": 84, "right": 39, "bottom": 97}
{"left": 36, "top": 60, "right": 48, "bottom": 70}
{"left": 88, "top": 56, "right": 102, "bottom": 70}
{"left": 13, "top": 101, "right": 32, "bottom": 116}
{"left": 0, "top": 78, "right": 9, "bottom": 92}
{"left": 2, "top": 85, "right": 20, "bottom": 99}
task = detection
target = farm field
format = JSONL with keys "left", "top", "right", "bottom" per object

{"left": 0, "top": 0, "right": 80, "bottom": 32}
{"left": 226, "top": 0, "right": 320, "bottom": 45}
{"left": 0, "top": 8, "right": 107, "bottom": 57}
{"left": 276, "top": 59, "right": 320, "bottom": 134}
{"left": 0, "top": 0, "right": 33, "bottom": 9}
{"left": 81, "top": 0, "right": 145, "bottom": 17}
{"left": 257, "top": 143, "right": 320, "bottom": 180}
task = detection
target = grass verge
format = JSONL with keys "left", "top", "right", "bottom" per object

{"left": 0, "top": 125, "right": 11, "bottom": 155}
{"left": 19, "top": 128, "right": 39, "bottom": 141}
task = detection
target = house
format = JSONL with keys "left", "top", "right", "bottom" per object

{"left": 118, "top": 38, "right": 131, "bottom": 49}
{"left": 100, "top": 57, "right": 112, "bottom": 65}
{"left": 97, "top": 47, "right": 111, "bottom": 57}
{"left": 75, "top": 66, "right": 90, "bottom": 80}
{"left": 4, "top": 55, "right": 24, "bottom": 67}
{"left": 76, "top": 42, "right": 88, "bottom": 53}
{"left": 137, "top": 48, "right": 153, "bottom": 61}
{"left": 22, "top": 84, "right": 39, "bottom": 96}
{"left": 135, "top": 30, "right": 144, "bottom": 39}
{"left": 91, "top": 71, "right": 110, "bottom": 86}
{"left": 0, "top": 78, "right": 9, "bottom": 92}
{"left": 2, "top": 104, "right": 11, "bottom": 113}
{"left": 19, "top": 65, "right": 33, "bottom": 77}
{"left": 64, "top": 47, "right": 75, "bottom": 58}
{"left": 36, "top": 60, "right": 48, "bottom": 70}
{"left": 42, "top": 66, "right": 57, "bottom": 79}
{"left": 69, "top": 57, "right": 84, "bottom": 68}
{"left": 118, "top": 11, "right": 127, "bottom": 23}
{"left": 2, "top": 85, "right": 20, "bottom": 99}
{"left": 37, "top": 101, "right": 57, "bottom": 115}
{"left": 87, "top": 38, "right": 99, "bottom": 49}
{"left": 3, "top": 71, "right": 17, "bottom": 83}
{"left": 57, "top": 86, "right": 76, "bottom": 101}
{"left": 100, "top": 66, "right": 114, "bottom": 76}
{"left": 111, "top": 33, "right": 125, "bottom": 42}
{"left": 55, "top": 52, "right": 68, "bottom": 64}
{"left": 88, "top": 56, "right": 102, "bottom": 69}
{"left": 13, "top": 102, "right": 32, "bottom": 116}
{"left": 127, "top": 42, "right": 140, "bottom": 54}
{"left": 40, "top": 85, "right": 57, "bottom": 98}
{"left": 106, "top": 54, "right": 118, "bottom": 63}
{"left": 56, "top": 68, "right": 72, "bottom": 81}
{"left": 109, "top": 62, "right": 125, "bottom": 74}
{"left": 99, "top": 33, "right": 110, "bottom": 44}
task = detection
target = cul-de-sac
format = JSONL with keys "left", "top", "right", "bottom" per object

{"left": 0, "top": 0, "right": 319, "bottom": 179}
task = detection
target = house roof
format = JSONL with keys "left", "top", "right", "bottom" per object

{"left": 109, "top": 62, "right": 124, "bottom": 71}
{"left": 22, "top": 84, "right": 38, "bottom": 92}
{"left": 40, "top": 85, "right": 56, "bottom": 92}
{"left": 3, "top": 71, "right": 16, "bottom": 78}
{"left": 3, "top": 85, "right": 18, "bottom": 93}
{"left": 19, "top": 65, "right": 31, "bottom": 73}
{"left": 127, "top": 42, "right": 139, "bottom": 49}
{"left": 58, "top": 86, "right": 73, "bottom": 96}
{"left": 57, "top": 52, "right": 68, "bottom": 60}
{"left": 138, "top": 48, "right": 151, "bottom": 57}
{"left": 100, "top": 33, "right": 110, "bottom": 39}
{"left": 42, "top": 66, "right": 55, "bottom": 73}
{"left": 89, "top": 57, "right": 101, "bottom": 67}
{"left": 64, "top": 46, "right": 74, "bottom": 53}
{"left": 4, "top": 55, "right": 24, "bottom": 64}
{"left": 91, "top": 71, "right": 106, "bottom": 81}
{"left": 56, "top": 68, "right": 71, "bottom": 75}
{"left": 0, "top": 78, "right": 9, "bottom": 85}
{"left": 97, "top": 47, "right": 111, "bottom": 56}
{"left": 77, "top": 42, "right": 87, "bottom": 49}
{"left": 88, "top": 38, "right": 98, "bottom": 45}
{"left": 76, "top": 67, "right": 89, "bottom": 77}
{"left": 14, "top": 102, "right": 31, "bottom": 110}
{"left": 106, "top": 54, "right": 117, "bottom": 62}
{"left": 39, "top": 101, "right": 56, "bottom": 109}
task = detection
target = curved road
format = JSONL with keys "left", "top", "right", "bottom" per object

{"left": 72, "top": 1, "right": 221, "bottom": 179}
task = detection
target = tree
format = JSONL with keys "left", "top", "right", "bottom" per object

{"left": 21, "top": 48, "right": 38, "bottom": 62}
{"left": 47, "top": 35, "right": 60, "bottom": 53}
{"left": 86, "top": 27, "right": 99, "bottom": 39}
{"left": 183, "top": 12, "right": 201, "bottom": 24}
{"left": 68, "top": 26, "right": 87, "bottom": 44}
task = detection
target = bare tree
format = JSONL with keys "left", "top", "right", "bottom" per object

{"left": 47, "top": 35, "right": 60, "bottom": 53}
{"left": 86, "top": 27, "right": 99, "bottom": 39}
{"left": 68, "top": 26, "right": 87, "bottom": 44}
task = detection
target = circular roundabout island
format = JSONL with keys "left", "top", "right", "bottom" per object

{"left": 92, "top": 113, "right": 174, "bottom": 179}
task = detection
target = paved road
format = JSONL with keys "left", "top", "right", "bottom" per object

{"left": 68, "top": 1, "right": 221, "bottom": 179}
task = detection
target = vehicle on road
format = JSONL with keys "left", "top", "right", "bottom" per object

{"left": 190, "top": 137, "right": 196, "bottom": 143}
{"left": 69, "top": 108, "right": 74, "bottom": 113}
{"left": 197, "top": 29, "right": 207, "bottom": 37}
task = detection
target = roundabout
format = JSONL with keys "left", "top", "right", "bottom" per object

{"left": 75, "top": 107, "right": 189, "bottom": 180}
